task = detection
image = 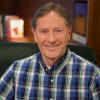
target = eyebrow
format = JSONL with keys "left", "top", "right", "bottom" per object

{"left": 38, "top": 26, "right": 64, "bottom": 30}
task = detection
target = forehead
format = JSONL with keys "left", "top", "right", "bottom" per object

{"left": 38, "top": 11, "right": 64, "bottom": 20}
{"left": 36, "top": 11, "right": 66, "bottom": 27}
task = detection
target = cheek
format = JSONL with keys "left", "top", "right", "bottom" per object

{"left": 61, "top": 33, "right": 70, "bottom": 42}
{"left": 35, "top": 36, "right": 46, "bottom": 46}
{"left": 59, "top": 34, "right": 70, "bottom": 47}
{"left": 34, "top": 34, "right": 42, "bottom": 42}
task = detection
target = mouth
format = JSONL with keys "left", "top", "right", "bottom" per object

{"left": 44, "top": 44, "right": 60, "bottom": 50}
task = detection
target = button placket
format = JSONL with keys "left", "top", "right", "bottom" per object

{"left": 50, "top": 78, "right": 53, "bottom": 83}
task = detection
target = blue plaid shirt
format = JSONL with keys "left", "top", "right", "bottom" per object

{"left": 0, "top": 50, "right": 100, "bottom": 100}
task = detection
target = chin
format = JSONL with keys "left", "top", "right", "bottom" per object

{"left": 41, "top": 47, "right": 65, "bottom": 58}
{"left": 45, "top": 52, "right": 61, "bottom": 59}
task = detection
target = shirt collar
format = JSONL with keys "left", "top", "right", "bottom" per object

{"left": 38, "top": 49, "right": 71, "bottom": 73}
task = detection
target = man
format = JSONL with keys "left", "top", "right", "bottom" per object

{"left": 0, "top": 2, "right": 100, "bottom": 100}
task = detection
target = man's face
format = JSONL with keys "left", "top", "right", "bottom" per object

{"left": 33, "top": 11, "right": 71, "bottom": 61}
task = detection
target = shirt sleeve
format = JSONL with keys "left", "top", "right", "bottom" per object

{"left": 0, "top": 63, "right": 15, "bottom": 100}
{"left": 90, "top": 69, "right": 100, "bottom": 100}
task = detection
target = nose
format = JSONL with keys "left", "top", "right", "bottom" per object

{"left": 48, "top": 32, "right": 56, "bottom": 43}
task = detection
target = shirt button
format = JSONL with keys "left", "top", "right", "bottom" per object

{"left": 46, "top": 68, "right": 48, "bottom": 71}
{"left": 51, "top": 79, "right": 53, "bottom": 82}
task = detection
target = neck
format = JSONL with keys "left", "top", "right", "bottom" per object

{"left": 42, "top": 57, "right": 57, "bottom": 67}
{"left": 42, "top": 49, "right": 67, "bottom": 67}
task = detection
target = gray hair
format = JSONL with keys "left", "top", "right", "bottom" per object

{"left": 32, "top": 2, "right": 71, "bottom": 29}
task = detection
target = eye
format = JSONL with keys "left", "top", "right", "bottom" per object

{"left": 56, "top": 29, "right": 63, "bottom": 32}
{"left": 54, "top": 28, "right": 63, "bottom": 33}
{"left": 40, "top": 30, "right": 47, "bottom": 33}
{"left": 38, "top": 29, "right": 48, "bottom": 34}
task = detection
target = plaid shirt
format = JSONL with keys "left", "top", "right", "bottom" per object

{"left": 0, "top": 50, "right": 100, "bottom": 100}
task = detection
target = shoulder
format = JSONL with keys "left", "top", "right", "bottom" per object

{"left": 0, "top": 53, "right": 40, "bottom": 79}
{"left": 12, "top": 53, "right": 40, "bottom": 70}
{"left": 68, "top": 50, "right": 100, "bottom": 75}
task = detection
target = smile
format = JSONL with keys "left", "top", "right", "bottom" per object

{"left": 44, "top": 45, "right": 60, "bottom": 50}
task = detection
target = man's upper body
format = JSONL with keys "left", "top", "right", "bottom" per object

{"left": 0, "top": 2, "right": 100, "bottom": 100}
{"left": 0, "top": 50, "right": 100, "bottom": 100}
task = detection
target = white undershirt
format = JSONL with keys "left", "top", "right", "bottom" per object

{"left": 46, "top": 66, "right": 51, "bottom": 70}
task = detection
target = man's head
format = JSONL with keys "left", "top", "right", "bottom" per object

{"left": 32, "top": 2, "right": 72, "bottom": 66}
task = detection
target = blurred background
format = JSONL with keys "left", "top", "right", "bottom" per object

{"left": 0, "top": 0, "right": 100, "bottom": 66}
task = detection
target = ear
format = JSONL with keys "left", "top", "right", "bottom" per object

{"left": 32, "top": 28, "right": 37, "bottom": 42}
{"left": 68, "top": 26, "right": 72, "bottom": 41}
